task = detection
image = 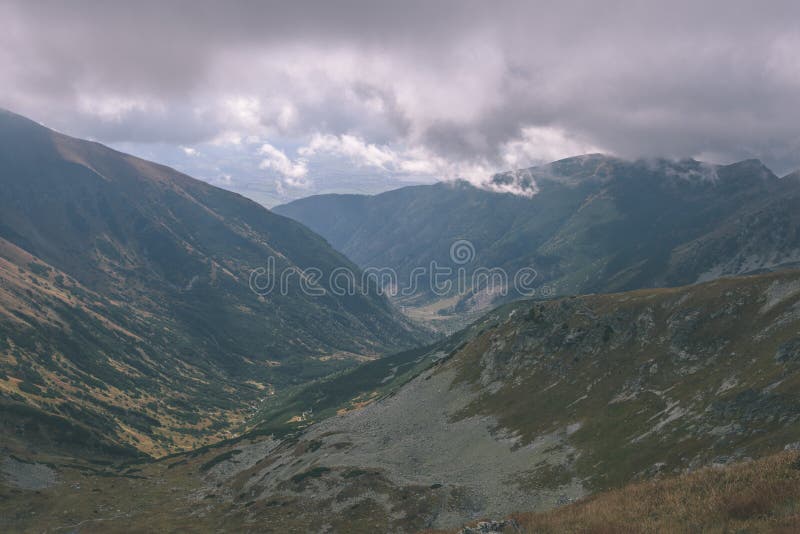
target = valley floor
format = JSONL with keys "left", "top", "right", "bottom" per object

{"left": 3, "top": 449, "right": 800, "bottom": 532}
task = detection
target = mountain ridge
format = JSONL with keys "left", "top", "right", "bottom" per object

{"left": 0, "top": 109, "right": 427, "bottom": 458}
{"left": 275, "top": 154, "right": 800, "bottom": 330}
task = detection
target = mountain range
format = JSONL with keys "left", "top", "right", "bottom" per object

{"left": 275, "top": 154, "right": 800, "bottom": 330}
{"left": 3, "top": 108, "right": 800, "bottom": 531}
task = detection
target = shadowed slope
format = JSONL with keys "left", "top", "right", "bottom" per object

{"left": 0, "top": 109, "right": 426, "bottom": 457}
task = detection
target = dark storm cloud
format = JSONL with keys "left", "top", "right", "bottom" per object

{"left": 3, "top": 0, "right": 800, "bottom": 174}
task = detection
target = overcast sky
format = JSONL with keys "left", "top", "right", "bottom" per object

{"left": 3, "top": 0, "right": 800, "bottom": 202}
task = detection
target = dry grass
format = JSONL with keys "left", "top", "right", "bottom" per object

{"left": 434, "top": 452, "right": 800, "bottom": 533}
{"left": 519, "top": 452, "right": 800, "bottom": 533}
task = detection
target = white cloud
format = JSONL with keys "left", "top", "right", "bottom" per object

{"left": 300, "top": 133, "right": 396, "bottom": 169}
{"left": 500, "top": 126, "right": 605, "bottom": 170}
{"left": 289, "top": 133, "right": 505, "bottom": 190}
{"left": 258, "top": 142, "right": 310, "bottom": 188}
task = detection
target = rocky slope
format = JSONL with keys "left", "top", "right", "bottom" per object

{"left": 0, "top": 109, "right": 425, "bottom": 458}
{"left": 275, "top": 155, "right": 800, "bottom": 330}
{"left": 5, "top": 269, "right": 800, "bottom": 531}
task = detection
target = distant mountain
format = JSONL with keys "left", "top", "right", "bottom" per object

{"left": 274, "top": 154, "right": 800, "bottom": 329}
{"left": 6, "top": 270, "right": 800, "bottom": 531}
{"left": 212, "top": 167, "right": 431, "bottom": 208}
{"left": 0, "top": 109, "right": 425, "bottom": 458}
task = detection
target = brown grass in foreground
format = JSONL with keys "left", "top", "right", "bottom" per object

{"left": 433, "top": 451, "right": 800, "bottom": 533}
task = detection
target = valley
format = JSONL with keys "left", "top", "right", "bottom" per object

{"left": 4, "top": 269, "right": 800, "bottom": 531}
{"left": 4, "top": 4, "right": 800, "bottom": 532}
{"left": 0, "top": 109, "right": 426, "bottom": 460}
{"left": 2, "top": 114, "right": 800, "bottom": 533}
{"left": 275, "top": 155, "right": 800, "bottom": 331}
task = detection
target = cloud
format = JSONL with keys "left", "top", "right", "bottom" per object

{"left": 500, "top": 127, "right": 604, "bottom": 171}
{"left": 287, "top": 128, "right": 600, "bottom": 190}
{"left": 259, "top": 143, "right": 310, "bottom": 188}
{"left": 292, "top": 134, "right": 493, "bottom": 185}
{"left": 2, "top": 0, "right": 800, "bottom": 180}
{"left": 300, "top": 133, "right": 396, "bottom": 169}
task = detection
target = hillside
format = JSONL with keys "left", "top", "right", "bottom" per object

{"left": 275, "top": 155, "right": 800, "bottom": 330}
{"left": 4, "top": 269, "right": 800, "bottom": 531}
{"left": 439, "top": 450, "right": 800, "bottom": 533}
{"left": 0, "top": 109, "right": 425, "bottom": 458}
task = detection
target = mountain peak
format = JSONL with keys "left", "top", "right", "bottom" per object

{"left": 486, "top": 153, "right": 781, "bottom": 195}
{"left": 716, "top": 158, "right": 778, "bottom": 182}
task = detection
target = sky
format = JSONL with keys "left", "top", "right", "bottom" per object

{"left": 2, "top": 1, "right": 800, "bottom": 204}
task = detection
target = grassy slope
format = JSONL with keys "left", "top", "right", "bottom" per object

{"left": 434, "top": 450, "right": 800, "bottom": 533}
{"left": 0, "top": 109, "right": 427, "bottom": 458}
{"left": 4, "top": 271, "right": 800, "bottom": 532}
{"left": 448, "top": 269, "right": 800, "bottom": 491}
{"left": 246, "top": 305, "right": 502, "bottom": 436}
{"left": 0, "top": 237, "right": 248, "bottom": 457}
